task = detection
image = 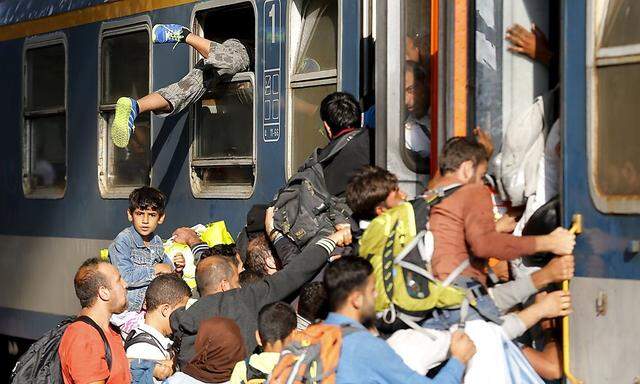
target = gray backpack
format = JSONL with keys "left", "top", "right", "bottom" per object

{"left": 273, "top": 130, "right": 360, "bottom": 249}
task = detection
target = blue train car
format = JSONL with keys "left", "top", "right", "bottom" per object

{"left": 1, "top": 0, "right": 639, "bottom": 382}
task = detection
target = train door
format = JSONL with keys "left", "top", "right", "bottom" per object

{"left": 564, "top": 1, "right": 640, "bottom": 382}
{"left": 375, "top": 0, "right": 437, "bottom": 196}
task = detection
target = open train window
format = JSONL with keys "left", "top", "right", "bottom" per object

{"left": 287, "top": 0, "right": 339, "bottom": 177}
{"left": 588, "top": 0, "right": 640, "bottom": 213}
{"left": 22, "top": 36, "right": 67, "bottom": 198}
{"left": 98, "top": 22, "right": 152, "bottom": 198}
{"left": 190, "top": 1, "right": 256, "bottom": 198}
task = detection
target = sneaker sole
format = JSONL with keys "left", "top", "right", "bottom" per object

{"left": 111, "top": 98, "right": 134, "bottom": 148}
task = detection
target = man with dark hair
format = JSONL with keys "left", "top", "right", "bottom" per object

{"left": 170, "top": 228, "right": 352, "bottom": 368}
{"left": 346, "top": 165, "right": 406, "bottom": 222}
{"left": 296, "top": 281, "right": 328, "bottom": 330}
{"left": 126, "top": 274, "right": 191, "bottom": 382}
{"left": 59, "top": 258, "right": 131, "bottom": 384}
{"left": 230, "top": 302, "right": 297, "bottom": 384}
{"left": 404, "top": 61, "right": 431, "bottom": 165}
{"left": 430, "top": 136, "right": 575, "bottom": 286}
{"left": 323, "top": 257, "right": 475, "bottom": 383}
{"left": 316, "top": 91, "right": 374, "bottom": 197}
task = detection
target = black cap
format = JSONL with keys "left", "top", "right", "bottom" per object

{"left": 246, "top": 204, "right": 268, "bottom": 233}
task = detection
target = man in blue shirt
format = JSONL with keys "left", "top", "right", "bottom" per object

{"left": 323, "top": 257, "right": 476, "bottom": 383}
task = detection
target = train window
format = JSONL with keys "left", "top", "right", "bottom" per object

{"left": 98, "top": 26, "right": 151, "bottom": 198}
{"left": 191, "top": 1, "right": 256, "bottom": 198}
{"left": 23, "top": 39, "right": 67, "bottom": 198}
{"left": 600, "top": 0, "right": 640, "bottom": 48}
{"left": 401, "top": 0, "right": 431, "bottom": 174}
{"left": 589, "top": 0, "right": 640, "bottom": 212}
{"left": 287, "top": 0, "right": 339, "bottom": 176}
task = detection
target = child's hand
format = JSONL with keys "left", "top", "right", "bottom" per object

{"left": 154, "top": 263, "right": 173, "bottom": 276}
{"left": 173, "top": 253, "right": 186, "bottom": 274}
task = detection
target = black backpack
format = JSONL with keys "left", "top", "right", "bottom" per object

{"left": 272, "top": 130, "right": 360, "bottom": 249}
{"left": 124, "top": 328, "right": 166, "bottom": 355}
{"left": 10, "top": 316, "right": 112, "bottom": 384}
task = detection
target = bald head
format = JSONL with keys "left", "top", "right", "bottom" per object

{"left": 196, "top": 255, "right": 239, "bottom": 296}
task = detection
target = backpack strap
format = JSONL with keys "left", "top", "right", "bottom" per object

{"left": 75, "top": 316, "right": 112, "bottom": 371}
{"left": 243, "top": 356, "right": 268, "bottom": 383}
{"left": 124, "top": 329, "right": 166, "bottom": 356}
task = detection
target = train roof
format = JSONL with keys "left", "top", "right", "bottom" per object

{"left": 0, "top": 0, "right": 106, "bottom": 27}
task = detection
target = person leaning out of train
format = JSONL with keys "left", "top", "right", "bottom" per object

{"left": 59, "top": 258, "right": 131, "bottom": 384}
{"left": 127, "top": 274, "right": 192, "bottom": 384}
{"left": 108, "top": 186, "right": 185, "bottom": 312}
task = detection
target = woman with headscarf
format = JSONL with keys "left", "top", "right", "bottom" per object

{"left": 165, "top": 317, "right": 247, "bottom": 384}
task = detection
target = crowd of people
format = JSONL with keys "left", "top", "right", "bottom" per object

{"left": 50, "top": 22, "right": 576, "bottom": 384}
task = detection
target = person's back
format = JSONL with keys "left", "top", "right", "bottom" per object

{"left": 429, "top": 137, "right": 575, "bottom": 286}
{"left": 59, "top": 258, "right": 131, "bottom": 384}
{"left": 316, "top": 92, "right": 373, "bottom": 197}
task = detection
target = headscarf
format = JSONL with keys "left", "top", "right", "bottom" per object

{"left": 183, "top": 317, "right": 247, "bottom": 383}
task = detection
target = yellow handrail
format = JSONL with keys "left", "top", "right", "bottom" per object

{"left": 563, "top": 214, "right": 583, "bottom": 384}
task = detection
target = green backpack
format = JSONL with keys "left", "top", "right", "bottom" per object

{"left": 358, "top": 185, "right": 472, "bottom": 327}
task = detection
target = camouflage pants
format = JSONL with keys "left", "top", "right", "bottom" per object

{"left": 155, "top": 39, "right": 249, "bottom": 117}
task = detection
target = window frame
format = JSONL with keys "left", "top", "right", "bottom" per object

{"left": 285, "top": 0, "right": 343, "bottom": 178}
{"left": 587, "top": 0, "right": 640, "bottom": 213}
{"left": 189, "top": 0, "right": 258, "bottom": 199}
{"left": 97, "top": 16, "right": 153, "bottom": 199}
{"left": 22, "top": 33, "right": 68, "bottom": 199}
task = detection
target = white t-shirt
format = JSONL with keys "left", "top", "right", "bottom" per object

{"left": 125, "top": 322, "right": 172, "bottom": 361}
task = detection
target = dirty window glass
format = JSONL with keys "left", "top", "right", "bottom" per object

{"left": 595, "top": 62, "right": 640, "bottom": 196}
{"left": 294, "top": 0, "right": 338, "bottom": 74}
{"left": 600, "top": 0, "right": 640, "bottom": 48}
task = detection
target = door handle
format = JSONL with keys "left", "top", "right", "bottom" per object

{"left": 563, "top": 213, "right": 583, "bottom": 384}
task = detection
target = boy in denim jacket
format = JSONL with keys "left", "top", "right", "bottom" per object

{"left": 109, "top": 187, "right": 185, "bottom": 312}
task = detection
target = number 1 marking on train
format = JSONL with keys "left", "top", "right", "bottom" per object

{"left": 263, "top": 0, "right": 281, "bottom": 143}
{"left": 269, "top": 4, "right": 276, "bottom": 44}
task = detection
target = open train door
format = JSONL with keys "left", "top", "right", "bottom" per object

{"left": 563, "top": 1, "right": 640, "bottom": 382}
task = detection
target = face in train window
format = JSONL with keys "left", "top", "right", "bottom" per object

{"left": 401, "top": 0, "right": 431, "bottom": 174}
{"left": 23, "top": 43, "right": 67, "bottom": 197}
{"left": 98, "top": 29, "right": 151, "bottom": 195}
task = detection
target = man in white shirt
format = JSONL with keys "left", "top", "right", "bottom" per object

{"left": 126, "top": 273, "right": 191, "bottom": 383}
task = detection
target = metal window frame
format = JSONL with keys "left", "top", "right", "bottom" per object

{"left": 189, "top": 0, "right": 258, "bottom": 199}
{"left": 22, "top": 32, "right": 68, "bottom": 199}
{"left": 586, "top": 0, "right": 640, "bottom": 213}
{"left": 285, "top": 0, "right": 342, "bottom": 178}
{"left": 96, "top": 16, "right": 153, "bottom": 199}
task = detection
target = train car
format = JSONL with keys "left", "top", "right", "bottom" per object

{"left": 0, "top": 0, "right": 638, "bottom": 382}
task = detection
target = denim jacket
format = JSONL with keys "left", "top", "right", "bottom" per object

{"left": 109, "top": 226, "right": 172, "bottom": 311}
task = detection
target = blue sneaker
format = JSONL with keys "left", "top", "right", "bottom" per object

{"left": 152, "top": 24, "right": 189, "bottom": 45}
{"left": 111, "top": 97, "right": 138, "bottom": 148}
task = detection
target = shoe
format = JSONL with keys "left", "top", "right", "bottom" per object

{"left": 111, "top": 97, "right": 138, "bottom": 148}
{"left": 152, "top": 24, "right": 189, "bottom": 44}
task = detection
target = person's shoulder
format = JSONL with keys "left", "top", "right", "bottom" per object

{"left": 60, "top": 321, "right": 102, "bottom": 350}
{"left": 112, "top": 226, "right": 134, "bottom": 245}
{"left": 458, "top": 183, "right": 491, "bottom": 196}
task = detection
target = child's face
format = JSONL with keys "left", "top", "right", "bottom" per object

{"left": 127, "top": 208, "right": 165, "bottom": 238}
